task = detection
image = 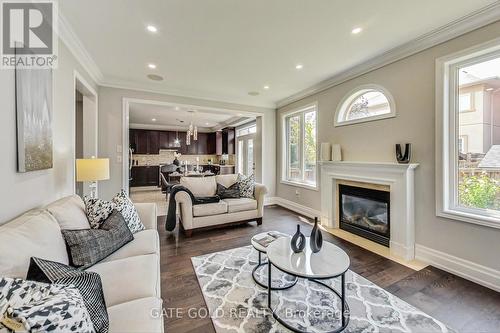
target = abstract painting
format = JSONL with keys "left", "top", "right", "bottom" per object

{"left": 15, "top": 68, "right": 53, "bottom": 172}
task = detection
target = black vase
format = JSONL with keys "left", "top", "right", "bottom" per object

{"left": 291, "top": 224, "right": 306, "bottom": 253}
{"left": 310, "top": 217, "right": 323, "bottom": 253}
{"left": 396, "top": 143, "right": 411, "bottom": 164}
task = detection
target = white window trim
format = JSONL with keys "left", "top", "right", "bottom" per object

{"left": 334, "top": 84, "right": 396, "bottom": 127}
{"left": 435, "top": 37, "right": 500, "bottom": 229}
{"left": 281, "top": 102, "right": 319, "bottom": 191}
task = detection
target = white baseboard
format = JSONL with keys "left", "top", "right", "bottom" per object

{"left": 415, "top": 244, "right": 500, "bottom": 292}
{"left": 268, "top": 197, "right": 321, "bottom": 219}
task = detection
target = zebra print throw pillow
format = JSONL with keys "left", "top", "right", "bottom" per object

{"left": 0, "top": 277, "right": 94, "bottom": 333}
{"left": 27, "top": 257, "right": 109, "bottom": 333}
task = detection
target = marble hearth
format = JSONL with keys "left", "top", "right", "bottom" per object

{"left": 320, "top": 161, "right": 419, "bottom": 261}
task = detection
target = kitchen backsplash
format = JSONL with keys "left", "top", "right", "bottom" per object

{"left": 132, "top": 150, "right": 235, "bottom": 166}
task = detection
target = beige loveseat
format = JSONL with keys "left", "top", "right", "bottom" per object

{"left": 175, "top": 174, "right": 267, "bottom": 236}
{"left": 0, "top": 195, "right": 163, "bottom": 333}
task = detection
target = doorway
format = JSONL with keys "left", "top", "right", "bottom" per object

{"left": 236, "top": 123, "right": 257, "bottom": 176}
{"left": 74, "top": 71, "right": 98, "bottom": 197}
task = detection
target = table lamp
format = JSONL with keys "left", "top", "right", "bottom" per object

{"left": 76, "top": 157, "right": 110, "bottom": 198}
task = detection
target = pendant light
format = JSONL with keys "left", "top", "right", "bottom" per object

{"left": 174, "top": 131, "right": 180, "bottom": 147}
{"left": 193, "top": 125, "right": 198, "bottom": 141}
{"left": 186, "top": 131, "right": 191, "bottom": 146}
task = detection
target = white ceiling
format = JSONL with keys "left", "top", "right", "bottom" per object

{"left": 60, "top": 0, "right": 498, "bottom": 108}
{"left": 129, "top": 102, "right": 252, "bottom": 131}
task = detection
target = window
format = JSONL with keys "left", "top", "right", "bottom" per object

{"left": 236, "top": 124, "right": 256, "bottom": 137}
{"left": 335, "top": 84, "right": 396, "bottom": 126}
{"left": 436, "top": 39, "right": 500, "bottom": 229}
{"left": 282, "top": 104, "right": 317, "bottom": 188}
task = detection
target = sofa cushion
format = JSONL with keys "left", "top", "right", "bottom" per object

{"left": 223, "top": 198, "right": 258, "bottom": 213}
{"left": 45, "top": 195, "right": 90, "bottom": 230}
{"left": 180, "top": 176, "right": 216, "bottom": 196}
{"left": 192, "top": 201, "right": 228, "bottom": 217}
{"left": 0, "top": 209, "right": 69, "bottom": 279}
{"left": 237, "top": 174, "right": 255, "bottom": 198}
{"left": 216, "top": 182, "right": 240, "bottom": 199}
{"left": 215, "top": 174, "right": 238, "bottom": 188}
{"left": 107, "top": 297, "right": 163, "bottom": 333}
{"left": 101, "top": 229, "right": 159, "bottom": 263}
{"left": 86, "top": 254, "right": 160, "bottom": 307}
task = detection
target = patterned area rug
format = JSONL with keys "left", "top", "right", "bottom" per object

{"left": 191, "top": 246, "right": 454, "bottom": 333}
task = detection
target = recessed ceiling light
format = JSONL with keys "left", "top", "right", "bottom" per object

{"left": 175, "top": 106, "right": 180, "bottom": 111}
{"left": 486, "top": 88, "right": 494, "bottom": 91}
{"left": 295, "top": 64, "right": 303, "bottom": 70}
{"left": 147, "top": 74, "right": 163, "bottom": 81}
{"left": 151, "top": 118, "right": 156, "bottom": 122}
{"left": 238, "top": 113, "right": 243, "bottom": 116}
{"left": 205, "top": 122, "right": 210, "bottom": 126}
{"left": 263, "top": 85, "right": 270, "bottom": 90}
{"left": 148, "top": 63, "right": 157, "bottom": 69}
{"left": 351, "top": 27, "right": 362, "bottom": 34}
{"left": 146, "top": 25, "right": 157, "bottom": 33}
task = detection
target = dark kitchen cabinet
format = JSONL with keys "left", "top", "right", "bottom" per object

{"left": 216, "top": 131, "right": 223, "bottom": 155}
{"left": 130, "top": 129, "right": 148, "bottom": 154}
{"left": 216, "top": 128, "right": 235, "bottom": 155}
{"left": 196, "top": 133, "right": 208, "bottom": 154}
{"left": 129, "top": 130, "right": 159, "bottom": 154}
{"left": 207, "top": 133, "right": 216, "bottom": 154}
{"left": 148, "top": 131, "right": 159, "bottom": 154}
{"left": 187, "top": 139, "right": 197, "bottom": 155}
{"left": 159, "top": 131, "right": 169, "bottom": 150}
{"left": 130, "top": 166, "right": 159, "bottom": 187}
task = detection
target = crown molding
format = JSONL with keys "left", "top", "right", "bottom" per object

{"left": 100, "top": 79, "right": 276, "bottom": 109}
{"left": 58, "top": 13, "right": 104, "bottom": 84}
{"left": 276, "top": 2, "right": 500, "bottom": 109}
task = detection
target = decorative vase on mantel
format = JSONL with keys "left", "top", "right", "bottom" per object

{"left": 310, "top": 217, "right": 323, "bottom": 253}
{"left": 291, "top": 224, "right": 306, "bottom": 253}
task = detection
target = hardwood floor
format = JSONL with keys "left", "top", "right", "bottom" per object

{"left": 158, "top": 206, "right": 500, "bottom": 333}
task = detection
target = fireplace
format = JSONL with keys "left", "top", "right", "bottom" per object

{"left": 339, "top": 184, "right": 390, "bottom": 247}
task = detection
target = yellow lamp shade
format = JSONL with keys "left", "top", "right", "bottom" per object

{"left": 76, "top": 158, "right": 110, "bottom": 182}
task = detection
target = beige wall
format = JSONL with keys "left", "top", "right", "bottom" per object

{"left": 277, "top": 21, "right": 500, "bottom": 271}
{"left": 98, "top": 87, "right": 276, "bottom": 200}
{"left": 0, "top": 41, "right": 97, "bottom": 224}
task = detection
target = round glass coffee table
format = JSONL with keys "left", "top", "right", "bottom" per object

{"left": 251, "top": 232, "right": 298, "bottom": 290}
{"left": 266, "top": 237, "right": 350, "bottom": 333}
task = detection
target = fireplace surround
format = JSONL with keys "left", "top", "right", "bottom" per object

{"left": 320, "top": 161, "right": 419, "bottom": 260}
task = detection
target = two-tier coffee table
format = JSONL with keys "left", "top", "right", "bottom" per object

{"left": 251, "top": 232, "right": 298, "bottom": 290}
{"left": 266, "top": 237, "right": 350, "bottom": 333}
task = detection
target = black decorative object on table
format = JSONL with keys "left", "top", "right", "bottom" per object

{"left": 310, "top": 217, "right": 323, "bottom": 253}
{"left": 290, "top": 224, "right": 306, "bottom": 253}
{"left": 396, "top": 143, "right": 411, "bottom": 164}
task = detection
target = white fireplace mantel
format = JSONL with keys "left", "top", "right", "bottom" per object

{"left": 320, "top": 161, "right": 419, "bottom": 260}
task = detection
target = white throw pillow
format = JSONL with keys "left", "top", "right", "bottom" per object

{"left": 46, "top": 195, "right": 91, "bottom": 230}
{"left": 0, "top": 209, "right": 69, "bottom": 279}
{"left": 180, "top": 176, "right": 217, "bottom": 197}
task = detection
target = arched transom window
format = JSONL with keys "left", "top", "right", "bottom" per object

{"left": 335, "top": 85, "right": 396, "bottom": 126}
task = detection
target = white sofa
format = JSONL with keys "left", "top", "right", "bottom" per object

{"left": 0, "top": 195, "right": 163, "bottom": 333}
{"left": 176, "top": 174, "right": 267, "bottom": 236}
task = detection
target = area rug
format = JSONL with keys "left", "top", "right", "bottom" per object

{"left": 191, "top": 246, "right": 454, "bottom": 333}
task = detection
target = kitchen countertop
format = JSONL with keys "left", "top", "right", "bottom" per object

{"left": 132, "top": 164, "right": 235, "bottom": 167}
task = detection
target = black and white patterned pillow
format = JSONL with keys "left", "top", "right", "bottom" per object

{"left": 62, "top": 210, "right": 134, "bottom": 269}
{"left": 83, "top": 196, "right": 114, "bottom": 229}
{"left": 111, "top": 190, "right": 145, "bottom": 233}
{"left": 0, "top": 277, "right": 94, "bottom": 333}
{"left": 216, "top": 182, "right": 240, "bottom": 199}
{"left": 237, "top": 174, "right": 255, "bottom": 198}
{"left": 27, "top": 257, "right": 109, "bottom": 333}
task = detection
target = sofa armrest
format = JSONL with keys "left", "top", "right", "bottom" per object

{"left": 175, "top": 191, "right": 194, "bottom": 230}
{"left": 135, "top": 203, "right": 157, "bottom": 230}
{"left": 254, "top": 183, "right": 268, "bottom": 218}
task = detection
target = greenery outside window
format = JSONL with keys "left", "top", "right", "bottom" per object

{"left": 282, "top": 104, "right": 317, "bottom": 189}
